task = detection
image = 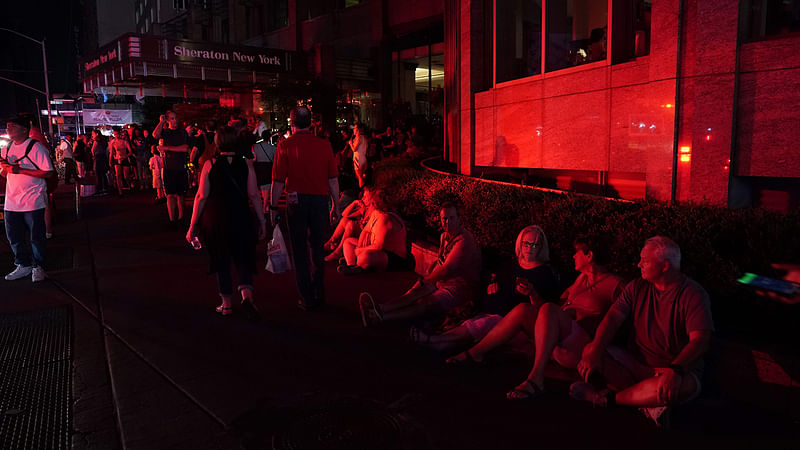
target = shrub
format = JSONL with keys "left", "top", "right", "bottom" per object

{"left": 375, "top": 159, "right": 800, "bottom": 341}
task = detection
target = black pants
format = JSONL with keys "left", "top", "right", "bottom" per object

{"left": 63, "top": 158, "right": 77, "bottom": 183}
{"left": 287, "top": 194, "right": 329, "bottom": 306}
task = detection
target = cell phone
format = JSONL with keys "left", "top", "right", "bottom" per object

{"left": 737, "top": 272, "right": 800, "bottom": 296}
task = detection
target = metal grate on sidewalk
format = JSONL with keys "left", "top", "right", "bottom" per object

{"left": 0, "top": 306, "right": 72, "bottom": 450}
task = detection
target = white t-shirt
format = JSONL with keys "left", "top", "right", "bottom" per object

{"left": 58, "top": 139, "right": 74, "bottom": 159}
{"left": 2, "top": 138, "right": 54, "bottom": 212}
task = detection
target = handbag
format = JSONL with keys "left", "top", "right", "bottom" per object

{"left": 266, "top": 223, "right": 292, "bottom": 274}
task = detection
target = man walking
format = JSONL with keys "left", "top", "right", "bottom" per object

{"left": 57, "top": 133, "right": 77, "bottom": 184}
{"left": 270, "top": 106, "right": 340, "bottom": 310}
{"left": 0, "top": 116, "right": 56, "bottom": 282}
{"left": 153, "top": 109, "right": 190, "bottom": 225}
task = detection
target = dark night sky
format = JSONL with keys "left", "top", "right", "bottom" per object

{"left": 0, "top": 0, "right": 83, "bottom": 123}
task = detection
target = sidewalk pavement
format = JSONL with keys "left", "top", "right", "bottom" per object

{"left": 0, "top": 187, "right": 798, "bottom": 449}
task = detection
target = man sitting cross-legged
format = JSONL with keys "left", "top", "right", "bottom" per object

{"left": 446, "top": 235, "right": 624, "bottom": 400}
{"left": 338, "top": 187, "right": 412, "bottom": 275}
{"left": 571, "top": 236, "right": 714, "bottom": 427}
{"left": 359, "top": 201, "right": 481, "bottom": 326}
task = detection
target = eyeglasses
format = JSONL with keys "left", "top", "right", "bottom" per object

{"left": 521, "top": 241, "right": 540, "bottom": 249}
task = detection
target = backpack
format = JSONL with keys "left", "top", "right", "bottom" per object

{"left": 3, "top": 139, "right": 59, "bottom": 193}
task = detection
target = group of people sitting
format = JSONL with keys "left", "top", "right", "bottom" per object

{"left": 335, "top": 198, "right": 713, "bottom": 428}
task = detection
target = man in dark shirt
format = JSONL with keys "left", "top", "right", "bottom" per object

{"left": 572, "top": 236, "right": 714, "bottom": 427}
{"left": 153, "top": 109, "right": 189, "bottom": 224}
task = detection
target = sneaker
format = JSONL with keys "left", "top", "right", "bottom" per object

{"left": 639, "top": 406, "right": 671, "bottom": 429}
{"left": 5, "top": 265, "right": 32, "bottom": 281}
{"left": 337, "top": 264, "right": 363, "bottom": 275}
{"left": 31, "top": 266, "right": 47, "bottom": 283}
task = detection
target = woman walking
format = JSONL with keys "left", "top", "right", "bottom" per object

{"left": 186, "top": 127, "right": 267, "bottom": 319}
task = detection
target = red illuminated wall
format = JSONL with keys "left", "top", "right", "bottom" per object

{"left": 449, "top": 0, "right": 800, "bottom": 205}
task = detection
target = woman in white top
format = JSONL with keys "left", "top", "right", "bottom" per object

{"left": 349, "top": 123, "right": 368, "bottom": 188}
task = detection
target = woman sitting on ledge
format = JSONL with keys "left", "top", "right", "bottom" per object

{"left": 338, "top": 187, "right": 412, "bottom": 274}
{"left": 411, "top": 225, "right": 560, "bottom": 353}
{"left": 446, "top": 235, "right": 624, "bottom": 400}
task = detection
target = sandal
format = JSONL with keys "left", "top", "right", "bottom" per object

{"left": 359, "top": 292, "right": 382, "bottom": 327}
{"left": 445, "top": 350, "right": 482, "bottom": 366}
{"left": 506, "top": 379, "right": 544, "bottom": 400}
{"left": 215, "top": 305, "right": 233, "bottom": 316}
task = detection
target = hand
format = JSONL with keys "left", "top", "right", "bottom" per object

{"left": 654, "top": 367, "right": 682, "bottom": 405}
{"left": 0, "top": 160, "right": 15, "bottom": 175}
{"left": 185, "top": 228, "right": 195, "bottom": 244}
{"left": 330, "top": 208, "right": 340, "bottom": 224}
{"left": 578, "top": 343, "right": 604, "bottom": 382}
{"left": 515, "top": 278, "right": 538, "bottom": 297}
{"left": 159, "top": 114, "right": 166, "bottom": 124}
{"left": 257, "top": 222, "right": 267, "bottom": 240}
{"left": 270, "top": 209, "right": 279, "bottom": 227}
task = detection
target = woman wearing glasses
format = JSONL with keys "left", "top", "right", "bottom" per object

{"left": 411, "top": 226, "right": 560, "bottom": 354}
{"left": 447, "top": 234, "right": 624, "bottom": 401}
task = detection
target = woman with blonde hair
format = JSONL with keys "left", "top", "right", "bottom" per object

{"left": 411, "top": 225, "right": 560, "bottom": 353}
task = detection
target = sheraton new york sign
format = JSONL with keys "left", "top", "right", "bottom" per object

{"left": 172, "top": 45, "right": 283, "bottom": 66}
{"left": 82, "top": 33, "right": 293, "bottom": 77}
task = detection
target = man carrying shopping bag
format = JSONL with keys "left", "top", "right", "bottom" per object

{"left": 270, "top": 106, "right": 340, "bottom": 311}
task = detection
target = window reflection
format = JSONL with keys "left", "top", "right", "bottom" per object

{"left": 496, "top": 0, "right": 542, "bottom": 84}
{"left": 744, "top": 0, "right": 800, "bottom": 41}
{"left": 545, "top": 0, "right": 607, "bottom": 72}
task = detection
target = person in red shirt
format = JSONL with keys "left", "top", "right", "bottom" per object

{"left": 270, "top": 106, "right": 340, "bottom": 310}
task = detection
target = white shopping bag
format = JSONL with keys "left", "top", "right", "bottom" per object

{"left": 266, "top": 224, "right": 292, "bottom": 274}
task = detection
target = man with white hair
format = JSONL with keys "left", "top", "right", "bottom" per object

{"left": 571, "top": 236, "right": 714, "bottom": 427}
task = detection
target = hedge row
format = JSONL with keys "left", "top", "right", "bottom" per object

{"left": 374, "top": 158, "right": 800, "bottom": 338}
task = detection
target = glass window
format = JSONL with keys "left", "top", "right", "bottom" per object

{"left": 496, "top": 0, "right": 542, "bottom": 83}
{"left": 338, "top": 0, "right": 363, "bottom": 8}
{"left": 744, "top": 0, "right": 800, "bottom": 41}
{"left": 267, "top": 0, "right": 289, "bottom": 31}
{"left": 545, "top": 0, "right": 607, "bottom": 72}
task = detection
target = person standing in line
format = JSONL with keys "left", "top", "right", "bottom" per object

{"left": 349, "top": 123, "right": 368, "bottom": 188}
{"left": 270, "top": 106, "right": 340, "bottom": 311}
{"left": 0, "top": 116, "right": 55, "bottom": 282}
{"left": 90, "top": 128, "right": 109, "bottom": 195}
{"left": 109, "top": 128, "right": 133, "bottom": 197}
{"left": 153, "top": 110, "right": 190, "bottom": 226}
{"left": 57, "top": 133, "right": 77, "bottom": 184}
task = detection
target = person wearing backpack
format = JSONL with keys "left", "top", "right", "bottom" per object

{"left": 0, "top": 116, "right": 56, "bottom": 282}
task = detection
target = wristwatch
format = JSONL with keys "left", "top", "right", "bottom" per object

{"left": 669, "top": 364, "right": 686, "bottom": 376}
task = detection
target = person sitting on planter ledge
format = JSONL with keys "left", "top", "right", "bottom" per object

{"left": 359, "top": 201, "right": 480, "bottom": 326}
{"left": 338, "top": 187, "right": 412, "bottom": 275}
{"left": 445, "top": 235, "right": 623, "bottom": 402}
{"left": 410, "top": 225, "right": 560, "bottom": 354}
{"left": 571, "top": 236, "right": 713, "bottom": 428}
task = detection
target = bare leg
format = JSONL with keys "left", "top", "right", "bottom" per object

{"left": 615, "top": 372, "right": 699, "bottom": 407}
{"left": 166, "top": 195, "right": 178, "bottom": 221}
{"left": 416, "top": 325, "right": 475, "bottom": 352}
{"left": 342, "top": 237, "right": 358, "bottom": 265}
{"left": 356, "top": 249, "right": 388, "bottom": 271}
{"left": 510, "top": 303, "right": 573, "bottom": 396}
{"left": 380, "top": 281, "right": 436, "bottom": 313}
{"left": 461, "top": 303, "right": 540, "bottom": 362}
{"left": 176, "top": 194, "right": 185, "bottom": 220}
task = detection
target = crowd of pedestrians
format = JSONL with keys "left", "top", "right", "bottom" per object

{"left": 4, "top": 105, "right": 759, "bottom": 431}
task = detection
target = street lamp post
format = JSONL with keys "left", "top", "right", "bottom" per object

{"left": 0, "top": 27, "right": 54, "bottom": 140}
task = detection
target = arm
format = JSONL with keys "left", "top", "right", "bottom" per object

{"left": 269, "top": 180, "right": 285, "bottom": 226}
{"left": 153, "top": 115, "right": 166, "bottom": 139}
{"left": 656, "top": 330, "right": 712, "bottom": 404}
{"left": 578, "top": 308, "right": 628, "bottom": 381}
{"left": 186, "top": 160, "right": 212, "bottom": 242}
{"left": 0, "top": 162, "right": 54, "bottom": 179}
{"left": 328, "top": 176, "right": 340, "bottom": 223}
{"left": 245, "top": 159, "right": 267, "bottom": 240}
{"left": 160, "top": 144, "right": 189, "bottom": 153}
{"left": 423, "top": 238, "right": 467, "bottom": 285}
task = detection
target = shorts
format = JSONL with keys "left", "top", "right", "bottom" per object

{"left": 152, "top": 174, "right": 163, "bottom": 189}
{"left": 113, "top": 158, "right": 131, "bottom": 167}
{"left": 163, "top": 169, "right": 188, "bottom": 195}
{"left": 463, "top": 314, "right": 503, "bottom": 341}
{"left": 606, "top": 346, "right": 703, "bottom": 403}
{"left": 386, "top": 251, "right": 413, "bottom": 271}
{"left": 417, "top": 287, "right": 462, "bottom": 315}
{"left": 551, "top": 320, "right": 591, "bottom": 369}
